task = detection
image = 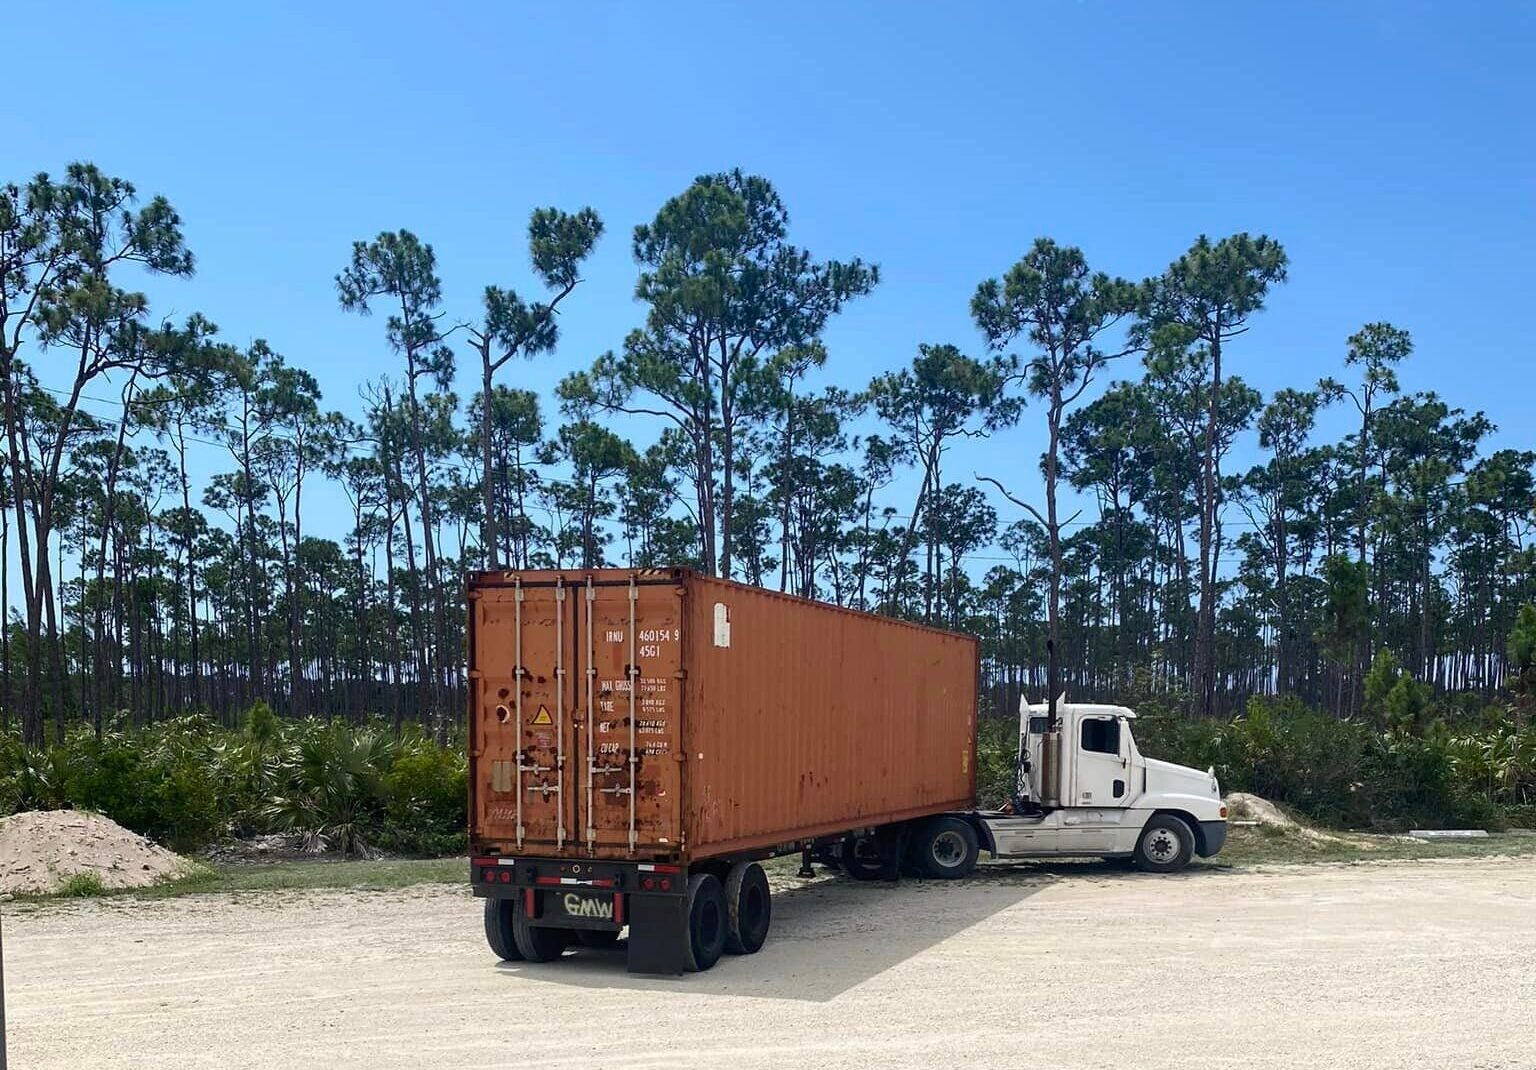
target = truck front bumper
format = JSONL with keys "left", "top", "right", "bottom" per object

{"left": 1197, "top": 820, "right": 1228, "bottom": 858}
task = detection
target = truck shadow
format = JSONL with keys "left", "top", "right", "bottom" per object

{"left": 494, "top": 859, "right": 1202, "bottom": 1002}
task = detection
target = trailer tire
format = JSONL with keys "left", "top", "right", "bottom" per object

{"left": 1134, "top": 814, "right": 1195, "bottom": 873}
{"left": 723, "top": 862, "right": 772, "bottom": 955}
{"left": 841, "top": 832, "right": 889, "bottom": 881}
{"left": 914, "top": 816, "right": 979, "bottom": 879}
{"left": 512, "top": 897, "right": 571, "bottom": 962}
{"left": 483, "top": 897, "right": 525, "bottom": 961}
{"left": 682, "top": 873, "right": 728, "bottom": 972}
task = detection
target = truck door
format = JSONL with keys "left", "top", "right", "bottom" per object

{"left": 1058, "top": 715, "right": 1133, "bottom": 852}
{"left": 1073, "top": 715, "right": 1129, "bottom": 807}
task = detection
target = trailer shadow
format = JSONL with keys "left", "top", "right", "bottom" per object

{"left": 493, "top": 859, "right": 1196, "bottom": 1002}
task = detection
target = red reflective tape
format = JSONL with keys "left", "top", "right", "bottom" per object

{"left": 524, "top": 889, "right": 536, "bottom": 916}
{"left": 590, "top": 878, "right": 615, "bottom": 888}
{"left": 614, "top": 892, "right": 625, "bottom": 927}
{"left": 471, "top": 857, "right": 497, "bottom": 868}
{"left": 535, "top": 876, "right": 562, "bottom": 886}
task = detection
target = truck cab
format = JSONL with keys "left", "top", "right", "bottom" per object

{"left": 973, "top": 700, "right": 1228, "bottom": 871}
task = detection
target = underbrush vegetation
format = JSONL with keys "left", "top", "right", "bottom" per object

{"left": 7, "top": 683, "right": 1532, "bottom": 857}
{"left": 0, "top": 702, "right": 467, "bottom": 856}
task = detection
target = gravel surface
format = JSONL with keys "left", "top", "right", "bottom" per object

{"left": 6, "top": 857, "right": 1535, "bottom": 1069}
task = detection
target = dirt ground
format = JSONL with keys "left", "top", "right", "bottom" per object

{"left": 7, "top": 857, "right": 1536, "bottom": 1069}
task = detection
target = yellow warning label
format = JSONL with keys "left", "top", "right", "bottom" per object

{"left": 531, "top": 705, "right": 553, "bottom": 726}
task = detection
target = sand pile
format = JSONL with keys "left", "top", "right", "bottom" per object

{"left": 1225, "top": 791, "right": 1354, "bottom": 845}
{"left": 0, "top": 810, "right": 194, "bottom": 895}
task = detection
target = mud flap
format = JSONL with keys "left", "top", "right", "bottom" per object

{"left": 626, "top": 893, "right": 691, "bottom": 975}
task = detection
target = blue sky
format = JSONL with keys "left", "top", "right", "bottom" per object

{"left": 6, "top": 1, "right": 1534, "bottom": 561}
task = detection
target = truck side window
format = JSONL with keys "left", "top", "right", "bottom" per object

{"left": 1081, "top": 717, "right": 1120, "bottom": 755}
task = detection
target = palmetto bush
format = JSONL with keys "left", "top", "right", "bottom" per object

{"left": 265, "top": 721, "right": 398, "bottom": 856}
{"left": 0, "top": 732, "right": 72, "bottom": 813}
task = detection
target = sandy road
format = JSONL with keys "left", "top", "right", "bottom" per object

{"left": 6, "top": 857, "right": 1536, "bottom": 1070}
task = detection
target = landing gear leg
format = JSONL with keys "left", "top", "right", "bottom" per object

{"left": 798, "top": 848, "right": 816, "bottom": 878}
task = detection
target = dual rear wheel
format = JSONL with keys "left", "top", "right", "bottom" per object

{"left": 482, "top": 897, "right": 615, "bottom": 963}
{"left": 685, "top": 861, "right": 773, "bottom": 969}
{"left": 842, "top": 816, "right": 981, "bottom": 881}
{"left": 483, "top": 859, "right": 773, "bottom": 973}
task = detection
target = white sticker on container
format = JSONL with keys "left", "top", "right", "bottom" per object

{"left": 713, "top": 602, "right": 731, "bottom": 647}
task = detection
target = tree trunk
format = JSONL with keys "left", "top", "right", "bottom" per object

{"left": 1193, "top": 333, "right": 1223, "bottom": 716}
{"left": 480, "top": 357, "right": 498, "bottom": 568}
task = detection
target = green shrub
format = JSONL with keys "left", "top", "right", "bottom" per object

{"left": 381, "top": 730, "right": 468, "bottom": 854}
{"left": 56, "top": 871, "right": 107, "bottom": 898}
{"left": 975, "top": 716, "right": 1020, "bottom": 809}
{"left": 59, "top": 720, "right": 227, "bottom": 852}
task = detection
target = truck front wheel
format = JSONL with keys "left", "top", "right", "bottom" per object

{"left": 1134, "top": 814, "right": 1195, "bottom": 873}
{"left": 913, "top": 817, "right": 979, "bottom": 879}
{"left": 484, "top": 897, "right": 525, "bottom": 961}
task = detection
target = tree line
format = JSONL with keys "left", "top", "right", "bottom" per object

{"left": 2, "top": 162, "right": 1533, "bottom": 747}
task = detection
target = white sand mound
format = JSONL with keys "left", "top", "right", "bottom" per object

{"left": 1224, "top": 792, "right": 1353, "bottom": 845}
{"left": 0, "top": 810, "right": 194, "bottom": 895}
{"left": 1225, "top": 791, "right": 1300, "bottom": 828}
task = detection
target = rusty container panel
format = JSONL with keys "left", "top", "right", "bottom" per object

{"left": 468, "top": 568, "right": 977, "bottom": 863}
{"left": 683, "top": 576, "right": 977, "bottom": 859}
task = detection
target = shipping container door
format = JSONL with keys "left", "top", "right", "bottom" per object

{"left": 471, "top": 580, "right": 576, "bottom": 850}
{"left": 578, "top": 577, "right": 684, "bottom": 856}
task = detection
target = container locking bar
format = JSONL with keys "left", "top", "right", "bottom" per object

{"left": 627, "top": 577, "right": 639, "bottom": 854}
{"left": 585, "top": 577, "right": 597, "bottom": 851}
{"left": 554, "top": 578, "right": 566, "bottom": 848}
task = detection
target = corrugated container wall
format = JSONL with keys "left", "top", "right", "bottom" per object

{"left": 467, "top": 569, "right": 978, "bottom": 863}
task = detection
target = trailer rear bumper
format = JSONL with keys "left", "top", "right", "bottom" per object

{"left": 471, "top": 855, "right": 694, "bottom": 971}
{"left": 1196, "top": 820, "right": 1228, "bottom": 858}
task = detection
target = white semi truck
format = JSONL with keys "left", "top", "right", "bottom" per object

{"left": 836, "top": 698, "right": 1228, "bottom": 880}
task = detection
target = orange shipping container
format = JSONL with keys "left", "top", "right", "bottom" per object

{"left": 466, "top": 568, "right": 978, "bottom": 864}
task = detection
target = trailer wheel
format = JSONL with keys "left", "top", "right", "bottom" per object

{"left": 483, "top": 897, "right": 525, "bottom": 961}
{"left": 1134, "top": 814, "right": 1195, "bottom": 873}
{"left": 841, "top": 832, "right": 889, "bottom": 881}
{"left": 914, "top": 817, "right": 979, "bottom": 879}
{"left": 723, "top": 862, "right": 772, "bottom": 955}
{"left": 573, "top": 929, "right": 621, "bottom": 950}
{"left": 512, "top": 897, "right": 571, "bottom": 962}
{"left": 683, "top": 873, "right": 728, "bottom": 972}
